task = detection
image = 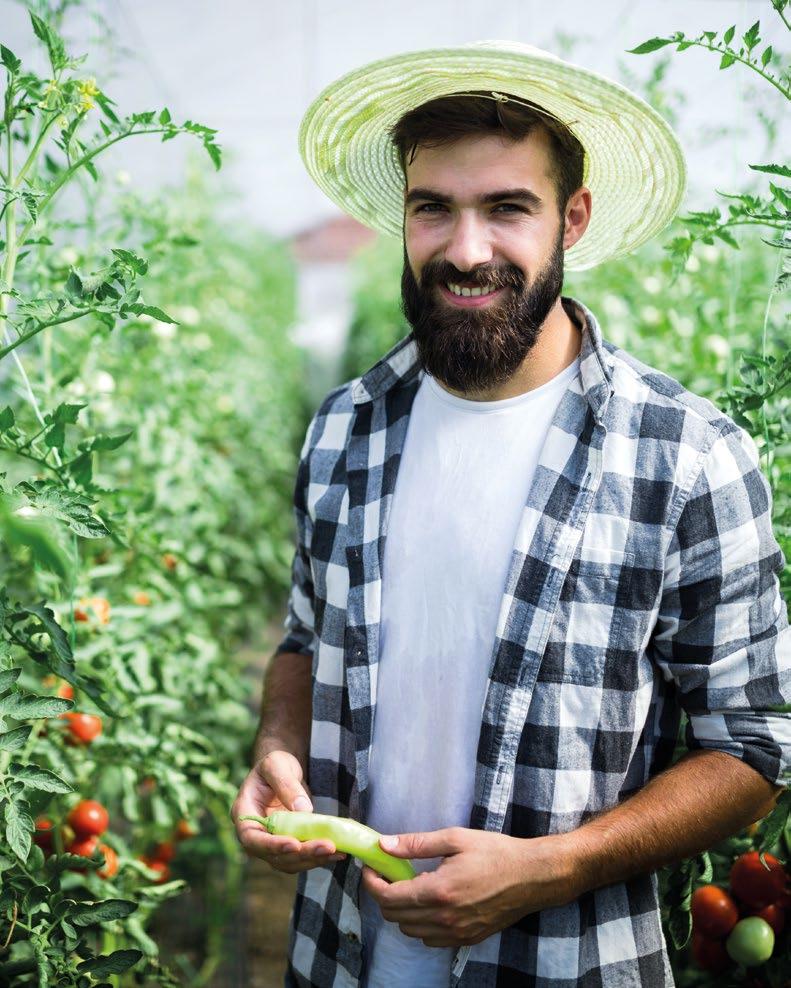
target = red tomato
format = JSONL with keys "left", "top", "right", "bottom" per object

{"left": 67, "top": 835, "right": 99, "bottom": 873}
{"left": 97, "top": 843, "right": 119, "bottom": 879}
{"left": 174, "top": 818, "right": 197, "bottom": 841}
{"left": 691, "top": 885, "right": 739, "bottom": 938}
{"left": 63, "top": 712, "right": 103, "bottom": 745}
{"left": 139, "top": 855, "right": 170, "bottom": 883}
{"left": 730, "top": 852, "right": 789, "bottom": 909}
{"left": 132, "top": 590, "right": 151, "bottom": 606}
{"left": 151, "top": 840, "right": 175, "bottom": 863}
{"left": 692, "top": 931, "right": 733, "bottom": 973}
{"left": 67, "top": 800, "right": 109, "bottom": 838}
{"left": 57, "top": 682, "right": 74, "bottom": 700}
{"left": 33, "top": 817, "right": 55, "bottom": 854}
{"left": 748, "top": 903, "right": 786, "bottom": 936}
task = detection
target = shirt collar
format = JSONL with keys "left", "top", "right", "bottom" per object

{"left": 351, "top": 294, "right": 614, "bottom": 424}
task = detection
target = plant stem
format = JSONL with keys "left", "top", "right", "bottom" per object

{"left": 688, "top": 38, "right": 791, "bottom": 101}
{"left": 0, "top": 307, "right": 94, "bottom": 362}
{"left": 17, "top": 127, "right": 176, "bottom": 247}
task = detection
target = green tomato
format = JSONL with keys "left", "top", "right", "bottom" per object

{"left": 240, "top": 811, "right": 417, "bottom": 882}
{"left": 725, "top": 917, "right": 775, "bottom": 967}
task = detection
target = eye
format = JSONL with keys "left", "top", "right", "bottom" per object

{"left": 414, "top": 203, "right": 446, "bottom": 213}
{"left": 493, "top": 203, "right": 524, "bottom": 213}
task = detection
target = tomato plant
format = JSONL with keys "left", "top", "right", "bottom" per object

{"left": 0, "top": 2, "right": 307, "bottom": 984}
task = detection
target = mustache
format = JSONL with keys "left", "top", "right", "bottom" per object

{"left": 418, "top": 260, "right": 525, "bottom": 292}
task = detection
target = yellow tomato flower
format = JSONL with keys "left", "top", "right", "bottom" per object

{"left": 78, "top": 77, "right": 99, "bottom": 98}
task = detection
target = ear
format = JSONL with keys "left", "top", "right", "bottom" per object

{"left": 563, "top": 187, "right": 592, "bottom": 251}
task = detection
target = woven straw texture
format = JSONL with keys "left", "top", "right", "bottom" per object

{"left": 299, "top": 42, "right": 687, "bottom": 271}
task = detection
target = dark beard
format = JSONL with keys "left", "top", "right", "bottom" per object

{"left": 400, "top": 228, "right": 565, "bottom": 395}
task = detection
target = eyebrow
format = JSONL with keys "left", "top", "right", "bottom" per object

{"left": 404, "top": 187, "right": 544, "bottom": 209}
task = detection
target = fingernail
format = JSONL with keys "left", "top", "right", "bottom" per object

{"left": 294, "top": 796, "right": 312, "bottom": 812}
{"left": 381, "top": 835, "right": 398, "bottom": 850}
{"left": 315, "top": 846, "right": 332, "bottom": 856}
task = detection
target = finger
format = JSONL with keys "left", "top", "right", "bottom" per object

{"left": 361, "top": 864, "right": 391, "bottom": 898}
{"left": 257, "top": 755, "right": 313, "bottom": 813}
{"left": 269, "top": 848, "right": 347, "bottom": 873}
{"left": 231, "top": 785, "right": 275, "bottom": 828}
{"left": 379, "top": 828, "right": 462, "bottom": 859}
{"left": 239, "top": 831, "right": 302, "bottom": 858}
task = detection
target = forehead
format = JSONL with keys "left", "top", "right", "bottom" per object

{"left": 403, "top": 130, "right": 554, "bottom": 193}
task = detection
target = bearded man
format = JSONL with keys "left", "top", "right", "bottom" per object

{"left": 233, "top": 41, "right": 790, "bottom": 988}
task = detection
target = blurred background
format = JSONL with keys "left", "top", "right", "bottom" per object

{"left": 0, "top": 1, "right": 788, "bottom": 986}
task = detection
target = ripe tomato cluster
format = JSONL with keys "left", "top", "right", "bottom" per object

{"left": 137, "top": 820, "right": 196, "bottom": 883}
{"left": 33, "top": 801, "right": 198, "bottom": 886}
{"left": 34, "top": 800, "right": 117, "bottom": 878}
{"left": 73, "top": 595, "right": 111, "bottom": 625}
{"left": 691, "top": 851, "right": 789, "bottom": 973}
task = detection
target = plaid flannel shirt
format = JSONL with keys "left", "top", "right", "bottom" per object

{"left": 277, "top": 295, "right": 791, "bottom": 988}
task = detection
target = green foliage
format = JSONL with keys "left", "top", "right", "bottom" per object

{"left": 0, "top": 4, "right": 309, "bottom": 985}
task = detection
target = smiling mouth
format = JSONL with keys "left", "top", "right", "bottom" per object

{"left": 438, "top": 282, "right": 505, "bottom": 306}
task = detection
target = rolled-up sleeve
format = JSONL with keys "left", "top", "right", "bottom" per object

{"left": 651, "top": 422, "right": 791, "bottom": 788}
{"left": 274, "top": 415, "right": 317, "bottom": 659}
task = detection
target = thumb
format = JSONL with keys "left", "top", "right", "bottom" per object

{"left": 379, "top": 828, "right": 460, "bottom": 858}
{"left": 256, "top": 754, "right": 313, "bottom": 813}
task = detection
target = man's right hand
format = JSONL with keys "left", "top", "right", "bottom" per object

{"left": 231, "top": 748, "right": 347, "bottom": 873}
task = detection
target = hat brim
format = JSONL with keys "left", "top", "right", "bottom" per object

{"left": 298, "top": 42, "right": 687, "bottom": 271}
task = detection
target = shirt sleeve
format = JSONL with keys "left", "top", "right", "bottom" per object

{"left": 650, "top": 422, "right": 791, "bottom": 788}
{"left": 274, "top": 414, "right": 317, "bottom": 659}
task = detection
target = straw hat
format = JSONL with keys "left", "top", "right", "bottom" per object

{"left": 298, "top": 40, "right": 687, "bottom": 271}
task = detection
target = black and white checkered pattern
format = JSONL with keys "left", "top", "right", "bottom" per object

{"left": 277, "top": 295, "right": 791, "bottom": 987}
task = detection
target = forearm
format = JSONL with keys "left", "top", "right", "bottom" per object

{"left": 561, "top": 749, "right": 783, "bottom": 898}
{"left": 253, "top": 650, "right": 312, "bottom": 769}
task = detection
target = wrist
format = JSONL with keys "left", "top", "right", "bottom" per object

{"left": 545, "top": 830, "right": 597, "bottom": 903}
{"left": 253, "top": 731, "right": 308, "bottom": 771}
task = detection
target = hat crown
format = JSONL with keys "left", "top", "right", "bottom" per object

{"left": 465, "top": 39, "right": 563, "bottom": 63}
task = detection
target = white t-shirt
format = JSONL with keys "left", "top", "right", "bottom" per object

{"left": 360, "top": 355, "right": 581, "bottom": 987}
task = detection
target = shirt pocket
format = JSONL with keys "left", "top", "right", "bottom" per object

{"left": 540, "top": 546, "right": 636, "bottom": 685}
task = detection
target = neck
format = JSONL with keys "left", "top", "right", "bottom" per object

{"left": 439, "top": 297, "right": 582, "bottom": 402}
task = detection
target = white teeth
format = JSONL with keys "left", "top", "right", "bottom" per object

{"left": 446, "top": 282, "right": 496, "bottom": 297}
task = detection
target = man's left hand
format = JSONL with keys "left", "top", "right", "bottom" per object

{"left": 360, "top": 826, "right": 578, "bottom": 948}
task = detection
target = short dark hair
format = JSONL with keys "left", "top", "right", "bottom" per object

{"left": 388, "top": 91, "right": 585, "bottom": 214}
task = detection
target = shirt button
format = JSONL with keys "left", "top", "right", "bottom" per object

{"left": 345, "top": 930, "right": 359, "bottom": 942}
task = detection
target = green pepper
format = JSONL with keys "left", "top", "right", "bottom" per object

{"left": 240, "top": 811, "right": 417, "bottom": 882}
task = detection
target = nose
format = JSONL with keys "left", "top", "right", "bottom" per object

{"left": 443, "top": 212, "right": 493, "bottom": 273}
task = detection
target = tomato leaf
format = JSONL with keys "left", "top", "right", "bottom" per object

{"left": 749, "top": 163, "right": 791, "bottom": 178}
{"left": 0, "top": 45, "right": 21, "bottom": 74}
{"left": 3, "top": 797, "right": 33, "bottom": 862}
{"left": 0, "top": 692, "right": 71, "bottom": 719}
{"left": 8, "top": 763, "right": 72, "bottom": 794}
{"left": 71, "top": 899, "right": 138, "bottom": 926}
{"left": 626, "top": 38, "right": 673, "bottom": 55}
{"left": 76, "top": 949, "right": 143, "bottom": 976}
{"left": 0, "top": 725, "right": 32, "bottom": 751}
{"left": 0, "top": 668, "right": 21, "bottom": 693}
{"left": 127, "top": 303, "right": 178, "bottom": 324}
